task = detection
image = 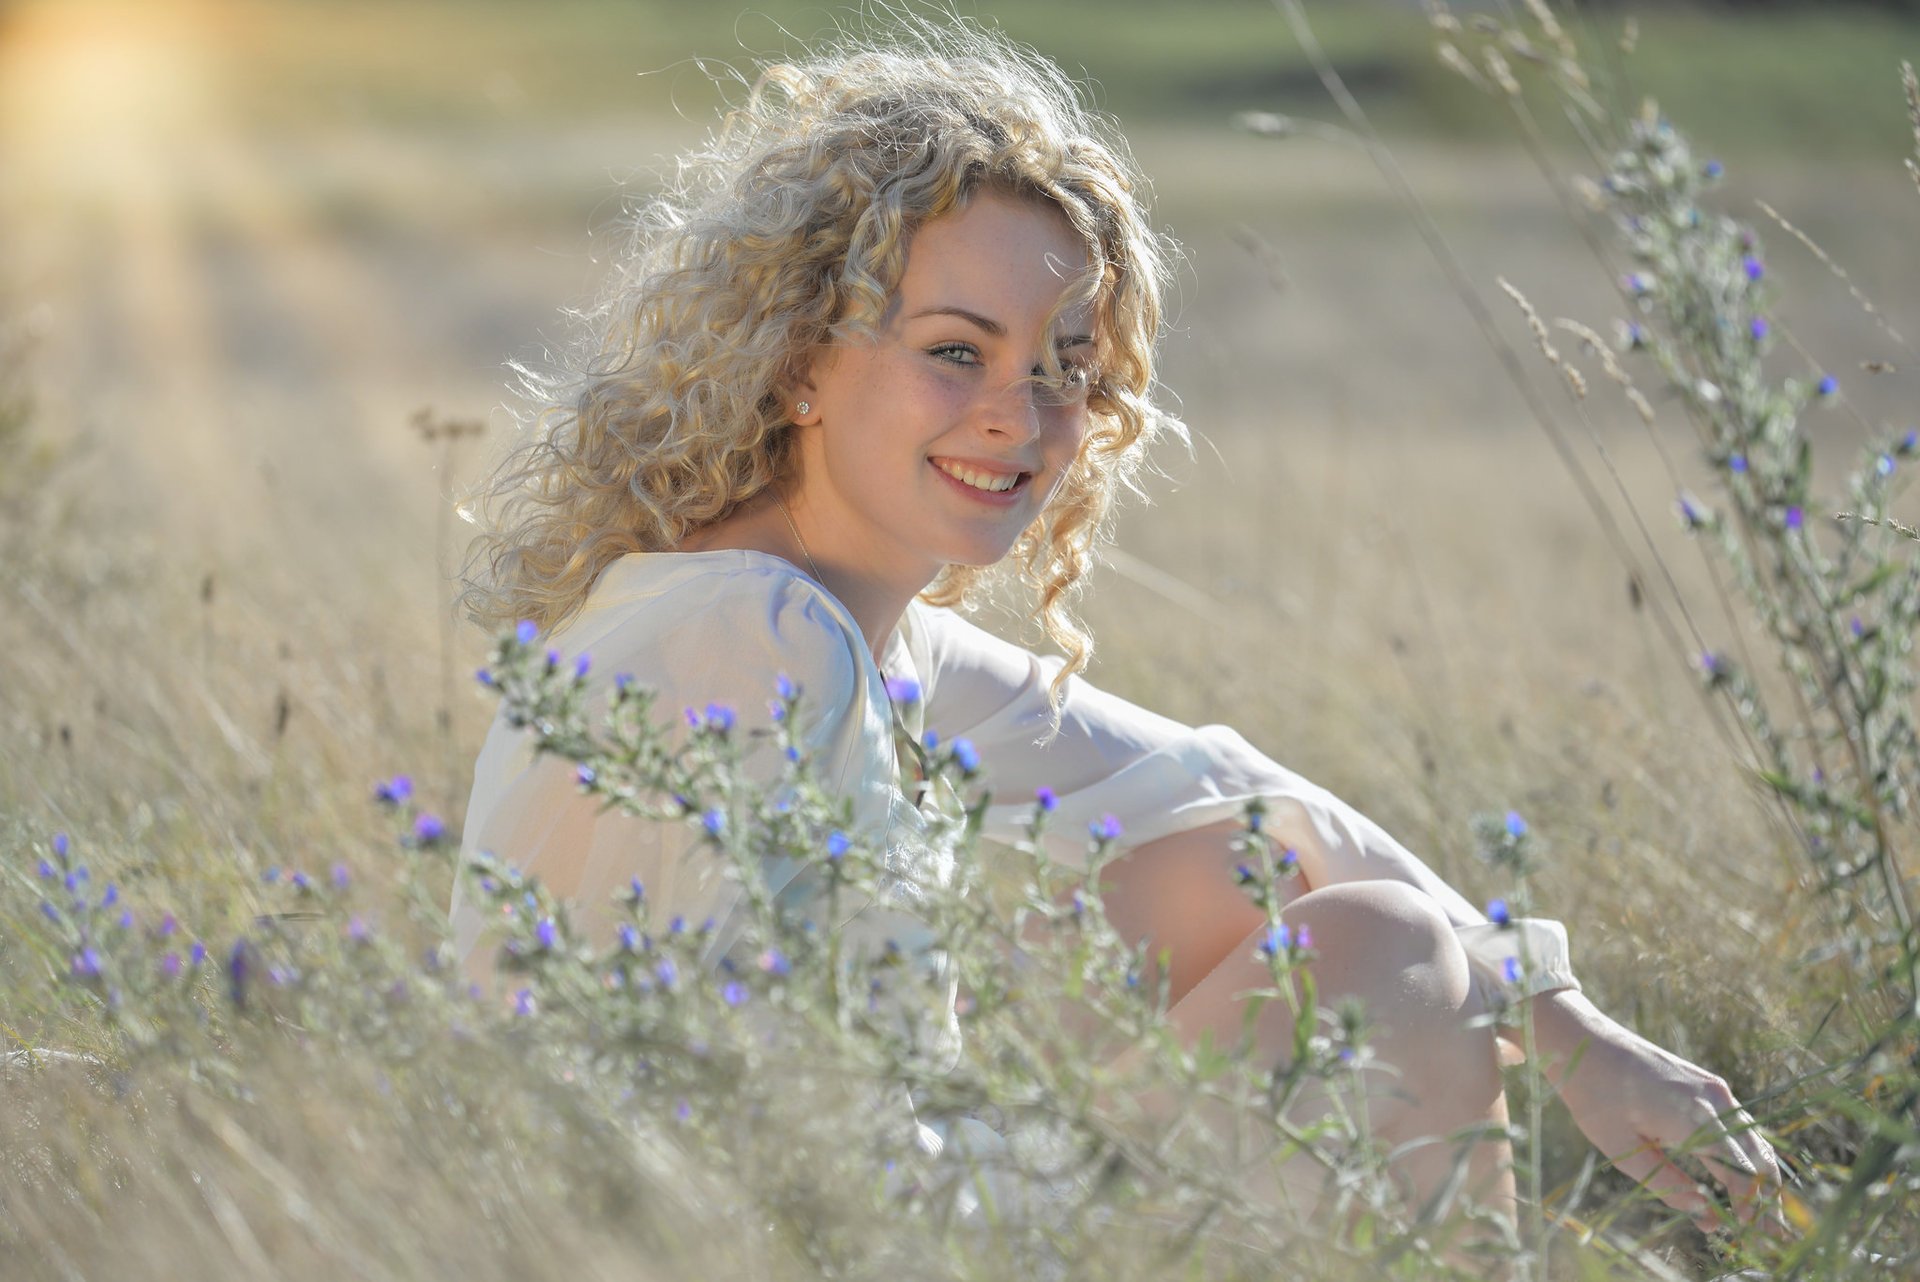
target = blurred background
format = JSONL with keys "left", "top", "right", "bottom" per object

{"left": 4, "top": 0, "right": 1919, "bottom": 1045}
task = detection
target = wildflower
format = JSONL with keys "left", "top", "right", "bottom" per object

{"left": 228, "top": 939, "right": 251, "bottom": 1008}
{"left": 826, "top": 830, "right": 850, "bottom": 862}
{"left": 1818, "top": 374, "right": 1839, "bottom": 397}
{"left": 1297, "top": 925, "right": 1313, "bottom": 951}
{"left": 669, "top": 914, "right": 686, "bottom": 935}
{"left": 514, "top": 989, "right": 536, "bottom": 1017}
{"left": 758, "top": 948, "right": 791, "bottom": 977}
{"left": 1234, "top": 862, "right": 1257, "bottom": 885}
{"left": 1703, "top": 159, "right": 1724, "bottom": 179}
{"left": 52, "top": 832, "right": 69, "bottom": 858}
{"left": 885, "top": 675, "right": 922, "bottom": 705}
{"left": 290, "top": 871, "right": 312, "bottom": 892}
{"left": 1785, "top": 506, "right": 1804, "bottom": 531}
{"left": 655, "top": 958, "right": 678, "bottom": 988}
{"left": 515, "top": 619, "right": 539, "bottom": 645}
{"left": 1878, "top": 454, "right": 1895, "bottom": 478}
{"left": 1487, "top": 898, "right": 1512, "bottom": 927}
{"left": 700, "top": 809, "right": 726, "bottom": 838}
{"left": 1903, "top": 429, "right": 1918, "bottom": 454}
{"left": 1070, "top": 890, "right": 1086, "bottom": 917}
{"left": 159, "top": 912, "right": 177, "bottom": 936}
{"left": 101, "top": 883, "right": 119, "bottom": 908}
{"left": 784, "top": 746, "right": 800, "bottom": 763}
{"left": 775, "top": 672, "right": 796, "bottom": 700}
{"left": 474, "top": 668, "right": 494, "bottom": 687}
{"left": 535, "top": 918, "right": 557, "bottom": 950}
{"left": 722, "top": 980, "right": 750, "bottom": 1007}
{"left": 117, "top": 910, "right": 133, "bottom": 930}
{"left": 922, "top": 730, "right": 940, "bottom": 751}
{"left": 545, "top": 649, "right": 561, "bottom": 669}
{"left": 1504, "top": 811, "right": 1528, "bottom": 839}
{"left": 574, "top": 653, "right": 591, "bottom": 679}
{"left": 576, "top": 764, "right": 596, "bottom": 787}
{"left": 331, "top": 863, "right": 351, "bottom": 890}
{"left": 1090, "top": 814, "right": 1124, "bottom": 842}
{"left": 1677, "top": 492, "right": 1706, "bottom": 529}
{"left": 1503, "top": 956, "right": 1523, "bottom": 985}
{"left": 190, "top": 941, "right": 207, "bottom": 966}
{"left": 160, "top": 952, "right": 182, "bottom": 979}
{"left": 768, "top": 700, "right": 786, "bottom": 722}
{"left": 700, "top": 917, "right": 715, "bottom": 934}
{"left": 1035, "top": 787, "right": 1058, "bottom": 812}
{"left": 1742, "top": 255, "right": 1764, "bottom": 282}
{"left": 1258, "top": 924, "right": 1292, "bottom": 958}
{"left": 704, "top": 703, "right": 736, "bottom": 732}
{"left": 1279, "top": 848, "right": 1300, "bottom": 873}
{"left": 628, "top": 877, "right": 645, "bottom": 903}
{"left": 348, "top": 916, "right": 370, "bottom": 942}
{"left": 676, "top": 1100, "right": 692, "bottom": 1122}
{"left": 1623, "top": 271, "right": 1655, "bottom": 296}
{"left": 951, "top": 738, "right": 980, "bottom": 774}
{"left": 1729, "top": 453, "right": 1748, "bottom": 474}
{"left": 71, "top": 948, "right": 102, "bottom": 979}
{"left": 1621, "top": 321, "right": 1647, "bottom": 351}
{"left": 618, "top": 923, "right": 640, "bottom": 952}
{"left": 614, "top": 672, "right": 633, "bottom": 693}
{"left": 413, "top": 813, "right": 447, "bottom": 845}
{"left": 1851, "top": 616, "right": 1866, "bottom": 639}
{"left": 36, "top": 859, "right": 54, "bottom": 879}
{"left": 1749, "top": 317, "right": 1770, "bottom": 342}
{"left": 64, "top": 866, "right": 88, "bottom": 890}
{"left": 375, "top": 774, "right": 413, "bottom": 805}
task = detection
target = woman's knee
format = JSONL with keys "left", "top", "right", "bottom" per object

{"left": 1281, "top": 880, "right": 1474, "bottom": 1015}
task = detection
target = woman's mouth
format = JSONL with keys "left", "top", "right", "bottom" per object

{"left": 930, "top": 458, "right": 1031, "bottom": 505}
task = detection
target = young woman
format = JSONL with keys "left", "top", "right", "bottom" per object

{"left": 453, "top": 25, "right": 1779, "bottom": 1227}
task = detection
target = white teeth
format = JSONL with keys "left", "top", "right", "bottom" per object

{"left": 936, "top": 460, "right": 1020, "bottom": 492}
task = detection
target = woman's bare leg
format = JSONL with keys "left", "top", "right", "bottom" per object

{"left": 1163, "top": 880, "right": 1515, "bottom": 1221}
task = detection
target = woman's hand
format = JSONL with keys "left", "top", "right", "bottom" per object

{"left": 1524, "top": 990, "right": 1784, "bottom": 1232}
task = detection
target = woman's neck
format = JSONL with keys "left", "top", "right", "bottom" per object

{"left": 676, "top": 494, "right": 923, "bottom": 664}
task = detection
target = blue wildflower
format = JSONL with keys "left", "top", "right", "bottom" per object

{"left": 1904, "top": 429, "right": 1918, "bottom": 453}
{"left": 290, "top": 871, "right": 312, "bottom": 892}
{"left": 655, "top": 958, "right": 678, "bottom": 988}
{"left": 64, "top": 866, "right": 88, "bottom": 890}
{"left": 758, "top": 948, "right": 791, "bottom": 977}
{"left": 1504, "top": 811, "right": 1528, "bottom": 839}
{"left": 618, "top": 923, "right": 640, "bottom": 952}
{"left": 952, "top": 738, "right": 980, "bottom": 773}
{"left": 826, "top": 830, "right": 850, "bottom": 861}
{"left": 1503, "top": 956, "right": 1523, "bottom": 985}
{"left": 190, "top": 941, "right": 207, "bottom": 966}
{"left": 1704, "top": 159, "right": 1724, "bottom": 179}
{"left": 1035, "top": 787, "right": 1058, "bottom": 812}
{"left": 1234, "top": 862, "right": 1257, "bottom": 885}
{"left": 628, "top": 877, "right": 645, "bottom": 903}
{"left": 577, "top": 764, "right": 596, "bottom": 787}
{"left": 545, "top": 649, "right": 560, "bottom": 669}
{"left": 669, "top": 914, "right": 686, "bottom": 935}
{"left": 39, "top": 901, "right": 59, "bottom": 923}
{"left": 704, "top": 703, "right": 736, "bottom": 732}
{"left": 723, "top": 980, "right": 750, "bottom": 1007}
{"left": 1750, "top": 317, "right": 1770, "bottom": 342}
{"left": 1742, "top": 255, "right": 1763, "bottom": 282}
{"left": 413, "top": 813, "right": 447, "bottom": 844}
{"left": 375, "top": 774, "right": 413, "bottom": 805}
{"left": 1785, "top": 506, "right": 1804, "bottom": 531}
{"left": 332, "top": 863, "right": 351, "bottom": 890}
{"left": 1487, "top": 898, "right": 1512, "bottom": 927}
{"left": 101, "top": 883, "right": 118, "bottom": 908}
{"left": 159, "top": 913, "right": 177, "bottom": 936}
{"left": 535, "top": 918, "right": 557, "bottom": 950}
{"left": 701, "top": 809, "right": 726, "bottom": 838}
{"left": 1878, "top": 454, "right": 1896, "bottom": 478}
{"left": 514, "top": 989, "right": 536, "bottom": 1017}
{"left": 349, "top": 916, "right": 370, "bottom": 942}
{"left": 71, "top": 948, "right": 102, "bottom": 979}
{"left": 675, "top": 1100, "right": 692, "bottom": 1122}
{"left": 575, "top": 653, "right": 592, "bottom": 679}
{"left": 922, "top": 730, "right": 939, "bottom": 751}
{"left": 117, "top": 909, "right": 132, "bottom": 930}
{"left": 775, "top": 672, "right": 796, "bottom": 701}
{"left": 228, "top": 939, "right": 251, "bottom": 1008}
{"left": 161, "top": 952, "right": 182, "bottom": 979}
{"left": 474, "top": 667, "right": 494, "bottom": 687}
{"left": 885, "top": 675, "right": 922, "bottom": 705}
{"left": 1258, "top": 924, "right": 1291, "bottom": 958}
{"left": 614, "top": 672, "right": 633, "bottom": 693}
{"left": 1818, "top": 374, "right": 1839, "bottom": 397}
{"left": 52, "top": 832, "right": 69, "bottom": 858}
{"left": 1729, "top": 454, "right": 1748, "bottom": 474}
{"left": 515, "top": 619, "right": 538, "bottom": 645}
{"left": 36, "top": 859, "right": 54, "bottom": 879}
{"left": 1090, "top": 814, "right": 1124, "bottom": 842}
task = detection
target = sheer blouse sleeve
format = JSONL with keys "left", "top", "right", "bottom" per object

{"left": 451, "top": 561, "right": 898, "bottom": 980}
{"left": 904, "top": 601, "right": 1579, "bottom": 1001}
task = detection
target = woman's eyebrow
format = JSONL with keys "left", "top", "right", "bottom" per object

{"left": 908, "top": 305, "right": 1093, "bottom": 347}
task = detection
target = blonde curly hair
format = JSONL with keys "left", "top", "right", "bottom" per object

{"left": 462, "top": 20, "right": 1181, "bottom": 706}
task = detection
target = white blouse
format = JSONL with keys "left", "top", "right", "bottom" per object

{"left": 451, "top": 549, "right": 1578, "bottom": 1002}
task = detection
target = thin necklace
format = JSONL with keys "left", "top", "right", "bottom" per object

{"left": 772, "top": 492, "right": 824, "bottom": 584}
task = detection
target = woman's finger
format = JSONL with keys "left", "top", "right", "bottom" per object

{"left": 1611, "top": 1144, "right": 1716, "bottom": 1222}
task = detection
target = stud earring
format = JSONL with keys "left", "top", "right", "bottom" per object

{"left": 795, "top": 401, "right": 811, "bottom": 416}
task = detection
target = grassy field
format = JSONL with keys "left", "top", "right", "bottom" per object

{"left": 4, "top": 0, "right": 1919, "bottom": 1275}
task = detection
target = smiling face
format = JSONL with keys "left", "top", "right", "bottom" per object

{"left": 784, "top": 189, "right": 1097, "bottom": 597}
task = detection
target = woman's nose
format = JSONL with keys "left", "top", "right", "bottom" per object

{"left": 979, "top": 374, "right": 1044, "bottom": 442}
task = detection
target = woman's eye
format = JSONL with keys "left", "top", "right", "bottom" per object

{"left": 930, "top": 343, "right": 979, "bottom": 365}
